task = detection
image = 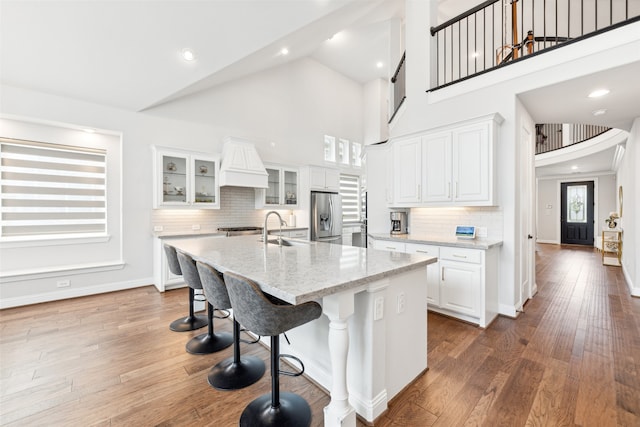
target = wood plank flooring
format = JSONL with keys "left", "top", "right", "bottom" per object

{"left": 1, "top": 243, "right": 638, "bottom": 426}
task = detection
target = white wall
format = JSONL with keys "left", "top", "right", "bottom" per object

{"left": 535, "top": 174, "right": 617, "bottom": 246}
{"left": 363, "top": 78, "right": 389, "bottom": 145}
{"left": 0, "top": 57, "right": 365, "bottom": 307}
{"left": 617, "top": 118, "right": 639, "bottom": 295}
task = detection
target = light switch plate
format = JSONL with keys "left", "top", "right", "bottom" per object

{"left": 374, "top": 297, "right": 384, "bottom": 320}
{"left": 153, "top": 225, "right": 163, "bottom": 232}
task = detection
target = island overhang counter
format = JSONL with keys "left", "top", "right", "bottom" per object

{"left": 167, "top": 235, "right": 436, "bottom": 426}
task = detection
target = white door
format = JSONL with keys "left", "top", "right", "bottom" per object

{"left": 519, "top": 117, "right": 536, "bottom": 308}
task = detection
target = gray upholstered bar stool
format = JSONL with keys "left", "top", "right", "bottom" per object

{"left": 164, "top": 244, "right": 207, "bottom": 332}
{"left": 196, "top": 261, "right": 265, "bottom": 390}
{"left": 176, "top": 251, "right": 233, "bottom": 355}
{"left": 223, "top": 271, "right": 322, "bottom": 427}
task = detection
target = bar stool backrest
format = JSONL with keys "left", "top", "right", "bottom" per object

{"left": 176, "top": 251, "right": 203, "bottom": 290}
{"left": 163, "top": 244, "right": 182, "bottom": 276}
{"left": 223, "top": 271, "right": 322, "bottom": 337}
{"left": 196, "top": 262, "right": 231, "bottom": 310}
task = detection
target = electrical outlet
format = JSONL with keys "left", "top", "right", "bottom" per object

{"left": 374, "top": 297, "right": 384, "bottom": 320}
{"left": 192, "top": 224, "right": 201, "bottom": 230}
{"left": 57, "top": 280, "right": 70, "bottom": 288}
{"left": 477, "top": 227, "right": 488, "bottom": 238}
{"left": 153, "top": 225, "right": 163, "bottom": 232}
{"left": 397, "top": 292, "right": 405, "bottom": 313}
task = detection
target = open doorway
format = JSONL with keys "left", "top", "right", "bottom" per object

{"left": 560, "top": 181, "right": 594, "bottom": 246}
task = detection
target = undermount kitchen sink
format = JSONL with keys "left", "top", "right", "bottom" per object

{"left": 265, "top": 238, "right": 312, "bottom": 247}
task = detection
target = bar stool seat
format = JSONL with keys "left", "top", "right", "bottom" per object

{"left": 223, "top": 271, "right": 322, "bottom": 427}
{"left": 196, "top": 261, "right": 265, "bottom": 390}
{"left": 177, "top": 251, "right": 233, "bottom": 355}
{"left": 164, "top": 244, "right": 207, "bottom": 332}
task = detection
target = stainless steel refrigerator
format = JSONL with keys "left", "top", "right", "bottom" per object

{"left": 310, "top": 191, "right": 342, "bottom": 245}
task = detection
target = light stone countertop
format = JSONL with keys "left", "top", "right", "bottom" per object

{"left": 369, "top": 233, "right": 503, "bottom": 250}
{"left": 167, "top": 234, "right": 436, "bottom": 305}
{"left": 153, "top": 226, "right": 308, "bottom": 239}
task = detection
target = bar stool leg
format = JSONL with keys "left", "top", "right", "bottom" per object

{"left": 186, "top": 302, "right": 233, "bottom": 355}
{"left": 169, "top": 287, "right": 208, "bottom": 332}
{"left": 240, "top": 335, "right": 311, "bottom": 427}
{"left": 208, "top": 320, "right": 265, "bottom": 390}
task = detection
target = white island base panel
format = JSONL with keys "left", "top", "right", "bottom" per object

{"left": 253, "top": 267, "right": 428, "bottom": 425}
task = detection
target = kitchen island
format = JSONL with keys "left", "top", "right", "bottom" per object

{"left": 168, "top": 235, "right": 436, "bottom": 426}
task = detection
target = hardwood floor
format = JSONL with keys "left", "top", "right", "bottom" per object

{"left": 1, "top": 243, "right": 638, "bottom": 426}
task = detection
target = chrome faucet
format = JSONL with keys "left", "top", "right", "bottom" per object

{"left": 263, "top": 211, "right": 287, "bottom": 245}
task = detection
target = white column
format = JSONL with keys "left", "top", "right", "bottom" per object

{"left": 322, "top": 291, "right": 356, "bottom": 427}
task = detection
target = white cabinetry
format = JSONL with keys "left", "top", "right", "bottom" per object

{"left": 308, "top": 165, "right": 340, "bottom": 191}
{"left": 393, "top": 136, "right": 422, "bottom": 204}
{"left": 405, "top": 243, "right": 440, "bottom": 306}
{"left": 255, "top": 164, "right": 298, "bottom": 208}
{"left": 153, "top": 147, "right": 220, "bottom": 209}
{"left": 390, "top": 113, "right": 502, "bottom": 207}
{"left": 369, "top": 238, "right": 499, "bottom": 327}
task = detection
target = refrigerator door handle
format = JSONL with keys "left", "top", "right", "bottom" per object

{"left": 328, "top": 196, "right": 333, "bottom": 231}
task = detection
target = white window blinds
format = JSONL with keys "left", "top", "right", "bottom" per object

{"left": 340, "top": 174, "right": 360, "bottom": 222}
{"left": 0, "top": 138, "right": 107, "bottom": 238}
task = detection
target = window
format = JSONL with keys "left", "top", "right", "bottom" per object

{"left": 324, "top": 135, "right": 336, "bottom": 162}
{"left": 340, "top": 173, "right": 361, "bottom": 222}
{"left": 0, "top": 137, "right": 107, "bottom": 239}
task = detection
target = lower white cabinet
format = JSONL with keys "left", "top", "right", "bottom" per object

{"left": 370, "top": 238, "right": 499, "bottom": 327}
{"left": 440, "top": 259, "right": 481, "bottom": 318}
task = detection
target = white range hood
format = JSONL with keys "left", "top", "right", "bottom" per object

{"left": 218, "top": 137, "right": 268, "bottom": 188}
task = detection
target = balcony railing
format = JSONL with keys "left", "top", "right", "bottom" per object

{"left": 429, "top": 0, "right": 640, "bottom": 90}
{"left": 536, "top": 123, "right": 611, "bottom": 154}
{"left": 390, "top": 52, "right": 406, "bottom": 123}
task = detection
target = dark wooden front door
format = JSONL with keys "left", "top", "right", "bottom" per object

{"left": 561, "top": 181, "right": 594, "bottom": 245}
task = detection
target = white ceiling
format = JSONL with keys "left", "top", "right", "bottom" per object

{"left": 0, "top": 0, "right": 633, "bottom": 176}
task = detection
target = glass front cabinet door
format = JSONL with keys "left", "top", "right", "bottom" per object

{"left": 255, "top": 165, "right": 298, "bottom": 208}
{"left": 153, "top": 147, "right": 220, "bottom": 209}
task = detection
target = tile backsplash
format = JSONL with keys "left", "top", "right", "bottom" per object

{"left": 409, "top": 206, "right": 503, "bottom": 239}
{"left": 151, "top": 187, "right": 298, "bottom": 234}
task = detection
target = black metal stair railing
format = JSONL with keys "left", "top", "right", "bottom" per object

{"left": 429, "top": 0, "right": 640, "bottom": 90}
{"left": 389, "top": 52, "right": 406, "bottom": 123}
{"left": 535, "top": 123, "right": 611, "bottom": 154}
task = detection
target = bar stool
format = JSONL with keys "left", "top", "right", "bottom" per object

{"left": 176, "top": 251, "right": 233, "bottom": 355}
{"left": 196, "top": 262, "right": 265, "bottom": 390}
{"left": 223, "top": 271, "right": 322, "bottom": 427}
{"left": 164, "top": 244, "right": 207, "bottom": 332}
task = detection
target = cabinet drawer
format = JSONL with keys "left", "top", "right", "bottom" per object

{"left": 405, "top": 243, "right": 439, "bottom": 257}
{"left": 373, "top": 240, "right": 406, "bottom": 253}
{"left": 289, "top": 230, "right": 308, "bottom": 238}
{"left": 440, "top": 246, "right": 482, "bottom": 264}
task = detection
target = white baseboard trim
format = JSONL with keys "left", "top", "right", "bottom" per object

{"left": 535, "top": 239, "right": 559, "bottom": 244}
{"left": 622, "top": 263, "right": 639, "bottom": 297}
{"left": 0, "top": 277, "right": 153, "bottom": 309}
{"left": 0, "top": 261, "right": 125, "bottom": 283}
{"left": 499, "top": 303, "right": 518, "bottom": 318}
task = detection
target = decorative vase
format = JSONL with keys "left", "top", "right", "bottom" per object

{"left": 608, "top": 221, "right": 617, "bottom": 229}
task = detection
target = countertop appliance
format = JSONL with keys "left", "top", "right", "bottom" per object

{"left": 310, "top": 191, "right": 342, "bottom": 245}
{"left": 390, "top": 211, "right": 408, "bottom": 235}
{"left": 218, "top": 226, "right": 264, "bottom": 237}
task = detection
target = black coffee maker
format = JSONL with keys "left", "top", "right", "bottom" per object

{"left": 390, "top": 211, "right": 408, "bottom": 235}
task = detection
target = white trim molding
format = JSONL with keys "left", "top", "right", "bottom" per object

{"left": 0, "top": 261, "right": 125, "bottom": 283}
{"left": 0, "top": 276, "right": 152, "bottom": 309}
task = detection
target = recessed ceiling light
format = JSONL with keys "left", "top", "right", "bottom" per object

{"left": 592, "top": 109, "right": 607, "bottom": 116}
{"left": 376, "top": 61, "right": 384, "bottom": 68}
{"left": 571, "top": 165, "right": 578, "bottom": 170}
{"left": 280, "top": 47, "right": 289, "bottom": 56}
{"left": 588, "top": 88, "right": 609, "bottom": 98}
{"left": 181, "top": 48, "right": 196, "bottom": 61}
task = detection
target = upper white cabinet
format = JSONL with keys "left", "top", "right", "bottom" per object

{"left": 255, "top": 164, "right": 299, "bottom": 208}
{"left": 392, "top": 136, "right": 422, "bottom": 204}
{"left": 391, "top": 113, "right": 502, "bottom": 207}
{"left": 153, "top": 147, "right": 220, "bottom": 209}
{"left": 308, "top": 165, "right": 340, "bottom": 192}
